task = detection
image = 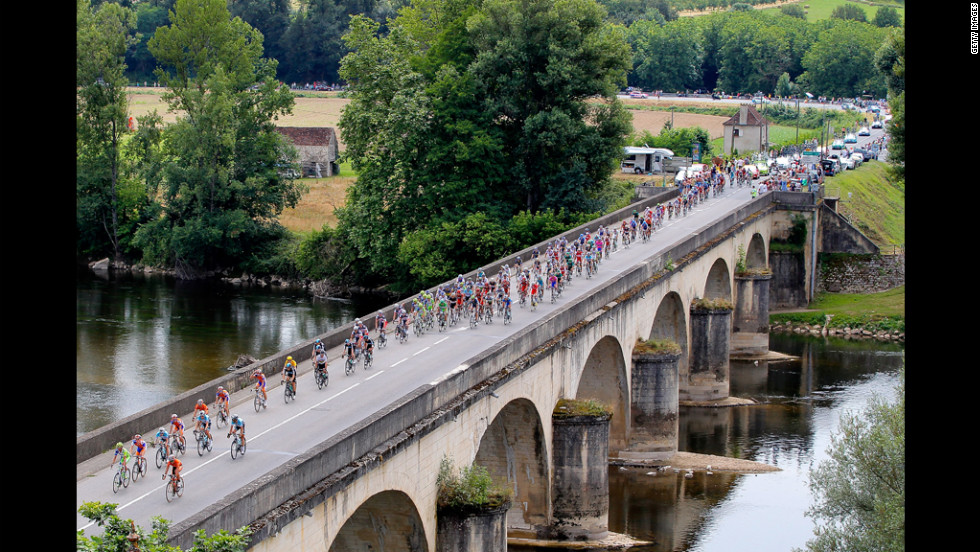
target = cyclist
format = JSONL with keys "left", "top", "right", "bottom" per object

{"left": 314, "top": 347, "right": 328, "bottom": 379}
{"left": 252, "top": 369, "right": 268, "bottom": 404}
{"left": 363, "top": 334, "right": 375, "bottom": 365}
{"left": 154, "top": 427, "right": 171, "bottom": 457}
{"left": 193, "top": 398, "right": 209, "bottom": 421}
{"left": 343, "top": 338, "right": 356, "bottom": 364}
{"left": 197, "top": 411, "right": 213, "bottom": 442}
{"left": 162, "top": 453, "right": 183, "bottom": 488}
{"left": 111, "top": 441, "right": 131, "bottom": 476}
{"left": 215, "top": 386, "right": 230, "bottom": 418}
{"left": 282, "top": 355, "right": 298, "bottom": 395}
{"left": 227, "top": 414, "right": 246, "bottom": 449}
{"left": 311, "top": 338, "right": 325, "bottom": 363}
{"left": 375, "top": 311, "right": 387, "bottom": 338}
{"left": 130, "top": 434, "right": 147, "bottom": 463}
{"left": 170, "top": 414, "right": 186, "bottom": 449}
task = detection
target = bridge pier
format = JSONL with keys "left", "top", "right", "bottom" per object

{"left": 731, "top": 273, "right": 772, "bottom": 358}
{"left": 549, "top": 410, "right": 611, "bottom": 541}
{"left": 436, "top": 505, "right": 508, "bottom": 552}
{"left": 683, "top": 303, "right": 732, "bottom": 401}
{"left": 621, "top": 348, "right": 680, "bottom": 461}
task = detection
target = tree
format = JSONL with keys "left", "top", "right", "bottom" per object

{"left": 136, "top": 0, "right": 303, "bottom": 276}
{"left": 875, "top": 25, "right": 904, "bottom": 178}
{"left": 337, "top": 0, "right": 632, "bottom": 289}
{"left": 628, "top": 17, "right": 704, "bottom": 91}
{"left": 77, "top": 501, "right": 252, "bottom": 551}
{"left": 800, "top": 20, "right": 887, "bottom": 98}
{"left": 779, "top": 4, "right": 806, "bottom": 20}
{"left": 77, "top": 0, "right": 142, "bottom": 262}
{"left": 872, "top": 6, "right": 902, "bottom": 28}
{"left": 798, "top": 368, "right": 905, "bottom": 552}
{"left": 830, "top": 4, "right": 867, "bottom": 23}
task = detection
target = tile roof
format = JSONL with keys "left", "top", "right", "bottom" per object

{"left": 275, "top": 127, "right": 336, "bottom": 146}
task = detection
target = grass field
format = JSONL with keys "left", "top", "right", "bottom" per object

{"left": 757, "top": 0, "right": 905, "bottom": 22}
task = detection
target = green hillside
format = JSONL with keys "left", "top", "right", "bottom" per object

{"left": 822, "top": 160, "right": 904, "bottom": 249}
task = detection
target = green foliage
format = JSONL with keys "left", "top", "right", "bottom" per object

{"left": 779, "top": 4, "right": 807, "bottom": 19}
{"left": 633, "top": 337, "right": 681, "bottom": 355}
{"left": 800, "top": 19, "right": 888, "bottom": 98}
{"left": 77, "top": 0, "right": 142, "bottom": 262}
{"left": 798, "top": 368, "right": 904, "bottom": 551}
{"left": 77, "top": 501, "right": 252, "bottom": 552}
{"left": 829, "top": 3, "right": 867, "bottom": 22}
{"left": 554, "top": 398, "right": 613, "bottom": 418}
{"left": 133, "top": 0, "right": 304, "bottom": 274}
{"left": 436, "top": 456, "right": 512, "bottom": 513}
{"left": 337, "top": 0, "right": 633, "bottom": 289}
{"left": 787, "top": 214, "right": 808, "bottom": 247}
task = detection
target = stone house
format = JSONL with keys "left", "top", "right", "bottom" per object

{"left": 275, "top": 127, "right": 339, "bottom": 177}
{"left": 722, "top": 105, "right": 770, "bottom": 156}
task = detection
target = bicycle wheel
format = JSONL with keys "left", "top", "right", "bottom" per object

{"left": 315, "top": 368, "right": 325, "bottom": 390}
{"left": 133, "top": 457, "right": 145, "bottom": 481}
{"left": 113, "top": 471, "right": 123, "bottom": 493}
{"left": 198, "top": 436, "right": 206, "bottom": 456}
{"left": 122, "top": 466, "right": 130, "bottom": 488}
{"left": 176, "top": 478, "right": 184, "bottom": 498}
{"left": 231, "top": 439, "right": 240, "bottom": 460}
{"left": 165, "top": 479, "right": 177, "bottom": 502}
{"left": 345, "top": 358, "right": 354, "bottom": 376}
{"left": 176, "top": 436, "right": 186, "bottom": 456}
{"left": 254, "top": 392, "right": 261, "bottom": 412}
{"left": 215, "top": 411, "right": 228, "bottom": 429}
{"left": 155, "top": 446, "right": 166, "bottom": 469}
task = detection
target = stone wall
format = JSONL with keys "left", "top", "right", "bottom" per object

{"left": 817, "top": 253, "right": 905, "bottom": 294}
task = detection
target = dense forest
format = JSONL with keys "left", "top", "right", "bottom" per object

{"left": 105, "top": 0, "right": 901, "bottom": 98}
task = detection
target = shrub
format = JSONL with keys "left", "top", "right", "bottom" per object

{"left": 436, "top": 456, "right": 511, "bottom": 514}
{"left": 553, "top": 398, "right": 612, "bottom": 419}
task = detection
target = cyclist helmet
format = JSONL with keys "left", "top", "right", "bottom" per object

{"left": 255, "top": 369, "right": 263, "bottom": 375}
{"left": 287, "top": 356, "right": 293, "bottom": 361}
{"left": 217, "top": 386, "right": 224, "bottom": 391}
{"left": 232, "top": 415, "right": 239, "bottom": 422}
{"left": 116, "top": 442, "right": 123, "bottom": 449}
{"left": 315, "top": 338, "right": 321, "bottom": 344}
{"left": 344, "top": 338, "right": 350, "bottom": 345}
{"left": 168, "top": 454, "right": 176, "bottom": 461}
{"left": 134, "top": 434, "right": 142, "bottom": 440}
{"left": 171, "top": 414, "right": 178, "bottom": 419}
{"left": 197, "top": 399, "right": 204, "bottom": 405}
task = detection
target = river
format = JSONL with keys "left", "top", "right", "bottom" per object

{"left": 76, "top": 270, "right": 904, "bottom": 550}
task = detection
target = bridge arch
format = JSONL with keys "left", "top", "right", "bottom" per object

{"left": 703, "top": 257, "right": 732, "bottom": 301}
{"left": 745, "top": 233, "right": 767, "bottom": 269}
{"left": 329, "top": 490, "right": 428, "bottom": 552}
{"left": 573, "top": 335, "right": 629, "bottom": 453}
{"left": 474, "top": 397, "right": 549, "bottom": 535}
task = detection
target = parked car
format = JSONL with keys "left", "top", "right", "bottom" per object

{"left": 820, "top": 159, "right": 839, "bottom": 176}
{"left": 844, "top": 133, "right": 858, "bottom": 143}
{"left": 858, "top": 127, "right": 871, "bottom": 136}
{"left": 839, "top": 156, "right": 856, "bottom": 170}
{"left": 851, "top": 147, "right": 875, "bottom": 161}
{"left": 849, "top": 152, "right": 864, "bottom": 167}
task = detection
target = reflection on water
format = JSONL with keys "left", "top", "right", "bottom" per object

{"left": 512, "top": 334, "right": 904, "bottom": 552}
{"left": 76, "top": 269, "right": 390, "bottom": 436}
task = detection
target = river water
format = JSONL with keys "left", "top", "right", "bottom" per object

{"left": 76, "top": 270, "right": 904, "bottom": 550}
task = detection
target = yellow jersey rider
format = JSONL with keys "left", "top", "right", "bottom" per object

{"left": 282, "top": 356, "right": 298, "bottom": 395}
